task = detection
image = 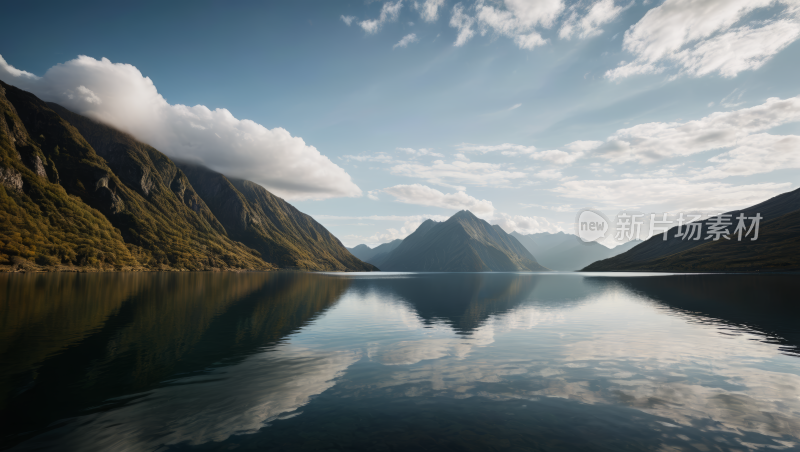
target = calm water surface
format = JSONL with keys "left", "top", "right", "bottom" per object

{"left": 1, "top": 272, "right": 799, "bottom": 451}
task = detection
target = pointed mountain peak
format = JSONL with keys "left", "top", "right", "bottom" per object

{"left": 451, "top": 210, "right": 478, "bottom": 220}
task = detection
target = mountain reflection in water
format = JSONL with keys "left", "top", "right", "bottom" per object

{"left": 1, "top": 272, "right": 798, "bottom": 451}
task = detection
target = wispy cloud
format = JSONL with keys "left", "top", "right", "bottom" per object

{"left": 360, "top": 0, "right": 404, "bottom": 34}
{"left": 341, "top": 15, "right": 357, "bottom": 26}
{"left": 383, "top": 184, "right": 495, "bottom": 216}
{"left": 606, "top": 0, "right": 800, "bottom": 80}
{"left": 391, "top": 158, "right": 527, "bottom": 189}
{"left": 393, "top": 33, "right": 419, "bottom": 48}
{"left": 414, "top": 0, "right": 445, "bottom": 22}
{"left": 596, "top": 94, "right": 800, "bottom": 163}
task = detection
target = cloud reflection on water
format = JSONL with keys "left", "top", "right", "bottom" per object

{"left": 333, "top": 275, "right": 800, "bottom": 450}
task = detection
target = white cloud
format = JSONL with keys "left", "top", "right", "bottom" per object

{"left": 343, "top": 152, "right": 395, "bottom": 163}
{"left": 456, "top": 142, "right": 536, "bottom": 156}
{"left": 605, "top": 61, "right": 665, "bottom": 80}
{"left": 692, "top": 134, "right": 800, "bottom": 179}
{"left": 503, "top": 0, "right": 565, "bottom": 29}
{"left": 0, "top": 55, "right": 361, "bottom": 200}
{"left": 414, "top": 0, "right": 445, "bottom": 22}
{"left": 521, "top": 203, "right": 575, "bottom": 213}
{"left": 65, "top": 85, "right": 102, "bottom": 104}
{"left": 530, "top": 149, "right": 582, "bottom": 165}
{"left": 492, "top": 212, "right": 563, "bottom": 234}
{"left": 341, "top": 15, "right": 357, "bottom": 26}
{"left": 720, "top": 88, "right": 745, "bottom": 108}
{"left": 598, "top": 94, "right": 800, "bottom": 163}
{"left": 564, "top": 140, "right": 603, "bottom": 153}
{"left": 514, "top": 32, "right": 548, "bottom": 49}
{"left": 456, "top": 142, "right": 588, "bottom": 165}
{"left": 367, "top": 190, "right": 381, "bottom": 200}
{"left": 508, "top": 103, "right": 522, "bottom": 110}
{"left": 559, "top": 0, "right": 629, "bottom": 40}
{"left": 383, "top": 184, "right": 495, "bottom": 216}
{"left": 534, "top": 169, "right": 563, "bottom": 179}
{"left": 450, "top": 3, "right": 476, "bottom": 46}
{"left": 606, "top": 0, "right": 800, "bottom": 80}
{"left": 474, "top": 0, "right": 556, "bottom": 50}
{"left": 360, "top": 0, "right": 404, "bottom": 34}
{"left": 393, "top": 33, "right": 419, "bottom": 48}
{"left": 391, "top": 159, "right": 527, "bottom": 188}
{"left": 397, "top": 147, "right": 444, "bottom": 157}
{"left": 553, "top": 177, "right": 792, "bottom": 212}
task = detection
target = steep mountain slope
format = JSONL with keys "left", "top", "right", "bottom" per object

{"left": 584, "top": 187, "right": 800, "bottom": 272}
{"left": 0, "top": 81, "right": 269, "bottom": 271}
{"left": 584, "top": 209, "right": 800, "bottom": 272}
{"left": 348, "top": 239, "right": 402, "bottom": 267}
{"left": 378, "top": 210, "right": 547, "bottom": 272}
{"left": 177, "top": 163, "right": 376, "bottom": 271}
{"left": 0, "top": 82, "right": 138, "bottom": 269}
{"left": 0, "top": 81, "right": 373, "bottom": 272}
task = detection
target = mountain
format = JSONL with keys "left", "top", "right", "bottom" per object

{"left": 512, "top": 231, "right": 642, "bottom": 271}
{"left": 583, "top": 188, "right": 800, "bottom": 272}
{"left": 175, "top": 163, "right": 376, "bottom": 272}
{"left": 0, "top": 81, "right": 374, "bottom": 272}
{"left": 347, "top": 239, "right": 402, "bottom": 267}
{"left": 511, "top": 231, "right": 574, "bottom": 254}
{"left": 376, "top": 210, "right": 547, "bottom": 272}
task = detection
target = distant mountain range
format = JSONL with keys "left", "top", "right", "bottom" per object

{"left": 0, "top": 81, "right": 376, "bottom": 272}
{"left": 583, "top": 187, "right": 800, "bottom": 272}
{"left": 348, "top": 239, "right": 402, "bottom": 269}
{"left": 510, "top": 231, "right": 642, "bottom": 271}
{"left": 350, "top": 210, "right": 546, "bottom": 272}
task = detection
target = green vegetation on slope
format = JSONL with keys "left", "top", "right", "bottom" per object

{"left": 0, "top": 81, "right": 271, "bottom": 272}
{"left": 0, "top": 83, "right": 139, "bottom": 270}
{"left": 0, "top": 81, "right": 374, "bottom": 272}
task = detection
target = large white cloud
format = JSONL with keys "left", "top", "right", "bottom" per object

{"left": 0, "top": 55, "right": 361, "bottom": 200}
{"left": 598, "top": 94, "right": 800, "bottom": 163}
{"left": 606, "top": 0, "right": 800, "bottom": 80}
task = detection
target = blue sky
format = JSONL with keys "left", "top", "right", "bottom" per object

{"left": 2, "top": 0, "right": 799, "bottom": 246}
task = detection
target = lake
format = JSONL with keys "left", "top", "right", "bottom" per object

{"left": 1, "top": 272, "right": 799, "bottom": 451}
